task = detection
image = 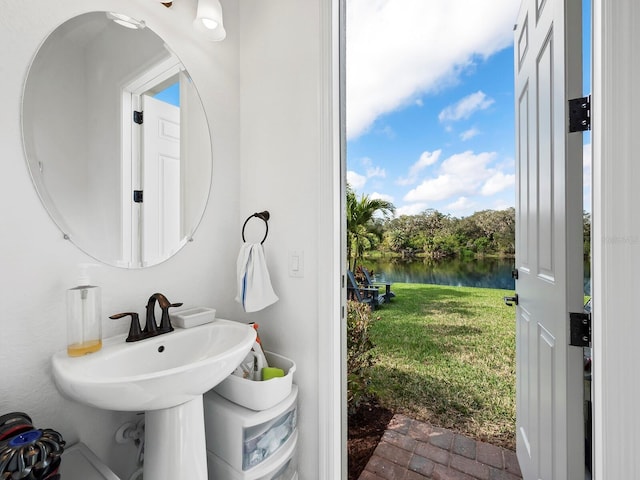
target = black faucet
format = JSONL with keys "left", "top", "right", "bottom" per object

{"left": 110, "top": 293, "right": 183, "bottom": 342}
{"left": 146, "top": 293, "right": 183, "bottom": 335}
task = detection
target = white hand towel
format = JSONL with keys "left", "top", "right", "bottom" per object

{"left": 235, "top": 243, "right": 279, "bottom": 312}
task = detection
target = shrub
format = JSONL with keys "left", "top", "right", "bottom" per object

{"left": 347, "top": 300, "right": 377, "bottom": 413}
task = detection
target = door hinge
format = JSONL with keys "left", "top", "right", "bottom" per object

{"left": 133, "top": 110, "right": 144, "bottom": 125}
{"left": 569, "top": 312, "right": 591, "bottom": 347}
{"left": 503, "top": 294, "right": 518, "bottom": 307}
{"left": 133, "top": 190, "right": 143, "bottom": 203}
{"left": 569, "top": 95, "right": 590, "bottom": 132}
{"left": 511, "top": 269, "right": 519, "bottom": 280}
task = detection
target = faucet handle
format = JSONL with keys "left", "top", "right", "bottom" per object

{"left": 110, "top": 312, "right": 144, "bottom": 342}
{"left": 157, "top": 302, "right": 183, "bottom": 334}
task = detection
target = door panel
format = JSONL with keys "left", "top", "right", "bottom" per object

{"left": 517, "top": 87, "right": 530, "bottom": 270}
{"left": 514, "top": 0, "right": 584, "bottom": 478}
{"left": 516, "top": 308, "right": 532, "bottom": 458}
{"left": 537, "top": 30, "right": 554, "bottom": 278}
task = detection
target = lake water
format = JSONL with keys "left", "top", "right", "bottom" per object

{"left": 362, "top": 257, "right": 591, "bottom": 292}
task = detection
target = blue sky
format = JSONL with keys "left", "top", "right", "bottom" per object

{"left": 154, "top": 81, "right": 180, "bottom": 106}
{"left": 346, "top": 0, "right": 591, "bottom": 217}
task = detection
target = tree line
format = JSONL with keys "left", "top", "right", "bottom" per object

{"left": 347, "top": 187, "right": 591, "bottom": 272}
{"left": 383, "top": 207, "right": 516, "bottom": 259}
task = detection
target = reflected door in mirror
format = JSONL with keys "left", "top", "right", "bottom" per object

{"left": 22, "top": 12, "right": 213, "bottom": 268}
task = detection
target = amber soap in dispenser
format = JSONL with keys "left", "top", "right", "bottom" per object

{"left": 67, "top": 264, "right": 102, "bottom": 356}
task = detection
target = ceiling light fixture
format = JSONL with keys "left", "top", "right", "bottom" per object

{"left": 193, "top": 0, "right": 226, "bottom": 41}
{"left": 106, "top": 12, "right": 146, "bottom": 30}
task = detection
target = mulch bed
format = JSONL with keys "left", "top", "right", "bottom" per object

{"left": 348, "top": 399, "right": 394, "bottom": 480}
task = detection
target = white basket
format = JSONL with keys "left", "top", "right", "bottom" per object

{"left": 214, "top": 351, "right": 295, "bottom": 411}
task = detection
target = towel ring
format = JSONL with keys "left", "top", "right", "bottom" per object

{"left": 242, "top": 211, "right": 270, "bottom": 244}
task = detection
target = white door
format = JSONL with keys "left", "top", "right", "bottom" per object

{"left": 142, "top": 94, "right": 181, "bottom": 266}
{"left": 513, "top": 0, "right": 585, "bottom": 478}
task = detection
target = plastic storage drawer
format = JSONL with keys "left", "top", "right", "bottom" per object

{"left": 207, "top": 429, "right": 298, "bottom": 479}
{"left": 204, "top": 385, "right": 298, "bottom": 472}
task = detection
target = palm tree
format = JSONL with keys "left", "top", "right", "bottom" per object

{"left": 346, "top": 186, "right": 395, "bottom": 272}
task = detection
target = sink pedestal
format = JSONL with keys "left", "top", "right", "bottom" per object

{"left": 145, "top": 396, "right": 208, "bottom": 480}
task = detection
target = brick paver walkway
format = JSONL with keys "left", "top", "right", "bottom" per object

{"left": 359, "top": 414, "right": 522, "bottom": 480}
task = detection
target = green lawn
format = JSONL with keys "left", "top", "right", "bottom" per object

{"left": 369, "top": 282, "right": 516, "bottom": 449}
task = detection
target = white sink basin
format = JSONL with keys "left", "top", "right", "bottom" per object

{"left": 52, "top": 319, "right": 256, "bottom": 480}
{"left": 52, "top": 319, "right": 256, "bottom": 411}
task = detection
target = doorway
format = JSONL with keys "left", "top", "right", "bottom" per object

{"left": 121, "top": 57, "right": 184, "bottom": 267}
{"left": 347, "top": 2, "right": 588, "bottom": 476}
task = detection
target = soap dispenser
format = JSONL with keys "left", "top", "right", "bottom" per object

{"left": 66, "top": 264, "right": 102, "bottom": 356}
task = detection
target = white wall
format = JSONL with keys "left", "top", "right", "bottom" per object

{"left": 236, "top": 1, "right": 343, "bottom": 478}
{"left": 592, "top": 0, "right": 640, "bottom": 477}
{"left": 237, "top": 2, "right": 320, "bottom": 474}
{"left": 1, "top": 0, "right": 341, "bottom": 479}
{"left": 0, "top": 0, "right": 241, "bottom": 478}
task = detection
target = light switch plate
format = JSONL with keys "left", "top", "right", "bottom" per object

{"left": 289, "top": 250, "right": 304, "bottom": 277}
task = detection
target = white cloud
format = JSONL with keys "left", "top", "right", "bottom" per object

{"left": 359, "top": 157, "right": 386, "bottom": 178}
{"left": 446, "top": 196, "right": 476, "bottom": 214}
{"left": 496, "top": 156, "right": 515, "bottom": 171}
{"left": 440, "top": 150, "right": 494, "bottom": 176}
{"left": 360, "top": 157, "right": 373, "bottom": 167}
{"left": 376, "top": 125, "right": 397, "bottom": 139}
{"left": 397, "top": 150, "right": 442, "bottom": 186}
{"left": 349, "top": 158, "right": 387, "bottom": 190}
{"left": 492, "top": 200, "right": 513, "bottom": 211}
{"left": 460, "top": 127, "right": 480, "bottom": 141}
{"left": 346, "top": 0, "right": 519, "bottom": 139}
{"left": 405, "top": 175, "right": 464, "bottom": 202}
{"left": 480, "top": 172, "right": 515, "bottom": 196}
{"left": 438, "top": 91, "right": 495, "bottom": 123}
{"left": 403, "top": 151, "right": 498, "bottom": 202}
{"left": 396, "top": 203, "right": 429, "bottom": 216}
{"left": 347, "top": 170, "right": 367, "bottom": 190}
{"left": 367, "top": 166, "right": 387, "bottom": 179}
{"left": 416, "top": 150, "right": 441, "bottom": 168}
{"left": 371, "top": 192, "right": 394, "bottom": 203}
{"left": 415, "top": 99, "right": 424, "bottom": 107}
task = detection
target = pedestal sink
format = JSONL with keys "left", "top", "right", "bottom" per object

{"left": 52, "top": 319, "right": 256, "bottom": 480}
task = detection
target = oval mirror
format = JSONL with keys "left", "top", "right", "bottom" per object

{"left": 22, "top": 12, "right": 213, "bottom": 268}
